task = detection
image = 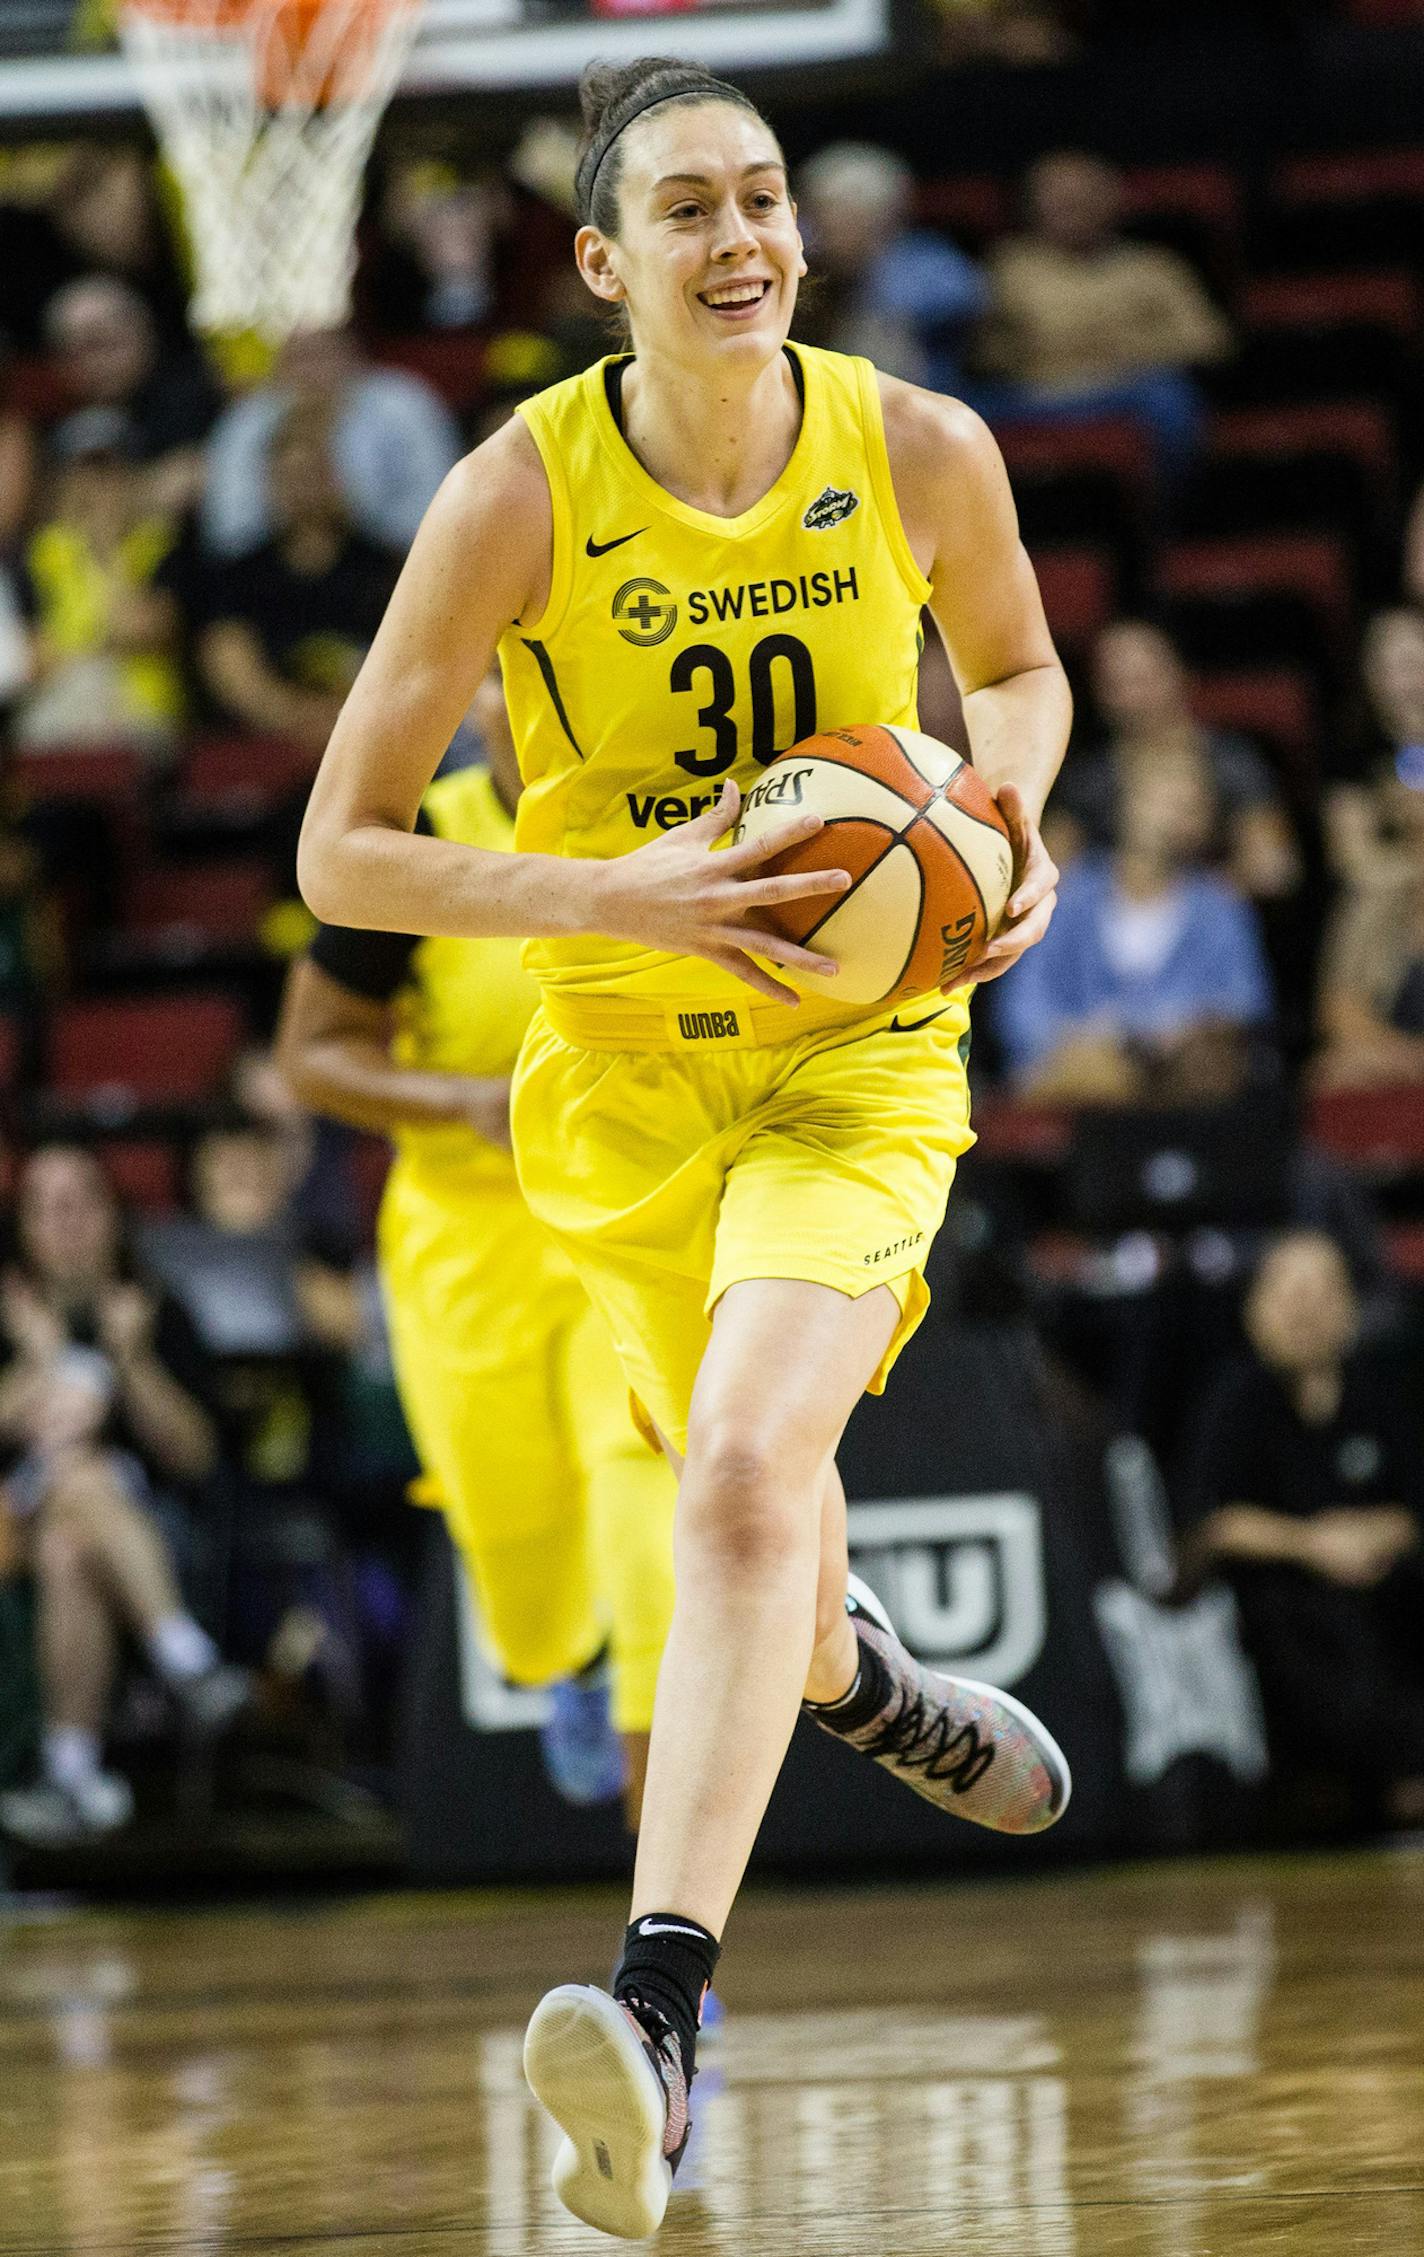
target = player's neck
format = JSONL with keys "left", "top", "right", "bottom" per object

{"left": 619, "top": 347, "right": 801, "bottom": 519}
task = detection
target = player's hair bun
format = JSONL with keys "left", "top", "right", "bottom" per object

{"left": 575, "top": 58, "right": 770, "bottom": 232}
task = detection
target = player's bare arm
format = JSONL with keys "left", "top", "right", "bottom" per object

{"left": 276, "top": 957, "right": 512, "bottom": 1145}
{"left": 881, "top": 379, "right": 1072, "bottom": 983}
{"left": 297, "top": 418, "right": 848, "bottom": 993}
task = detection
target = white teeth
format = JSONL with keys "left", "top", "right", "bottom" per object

{"left": 704, "top": 283, "right": 766, "bottom": 307}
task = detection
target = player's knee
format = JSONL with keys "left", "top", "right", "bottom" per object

{"left": 681, "top": 1429, "right": 814, "bottom": 1583}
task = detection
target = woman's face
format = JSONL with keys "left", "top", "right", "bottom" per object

{"left": 1092, "top": 624, "right": 1186, "bottom": 732}
{"left": 18, "top": 1148, "right": 119, "bottom": 1290}
{"left": 577, "top": 102, "right": 804, "bottom": 373}
{"left": 1245, "top": 1234, "right": 1359, "bottom": 1375}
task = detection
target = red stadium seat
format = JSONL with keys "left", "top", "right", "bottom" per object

{"left": 1121, "top": 163, "right": 1242, "bottom": 292}
{"left": 1028, "top": 547, "right": 1117, "bottom": 654}
{"left": 998, "top": 418, "right": 1153, "bottom": 551}
{"left": 1307, "top": 1086, "right": 1424, "bottom": 1176}
{"left": 1385, "top": 1221, "right": 1424, "bottom": 1280}
{"left": 10, "top": 743, "right": 145, "bottom": 810}
{"left": 1159, "top": 533, "right": 1355, "bottom": 644}
{"left": 915, "top": 175, "right": 1010, "bottom": 248}
{"left": 1190, "top": 668, "right": 1320, "bottom": 776}
{"left": 1222, "top": 270, "right": 1422, "bottom": 410}
{"left": 1241, "top": 269, "right": 1422, "bottom": 339}
{"left": 102, "top": 1138, "right": 183, "bottom": 1212}
{"left": 124, "top": 859, "right": 275, "bottom": 947}
{"left": 1343, "top": 3, "right": 1424, "bottom": 30}
{"left": 997, "top": 416, "right": 1153, "bottom": 493}
{"left": 178, "top": 734, "right": 314, "bottom": 817}
{"left": 1209, "top": 401, "right": 1396, "bottom": 504}
{"left": 1183, "top": 400, "right": 1398, "bottom": 554}
{"left": 373, "top": 332, "right": 487, "bottom": 413}
{"left": 47, "top": 992, "right": 246, "bottom": 1109}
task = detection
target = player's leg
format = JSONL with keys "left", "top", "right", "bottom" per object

{"left": 524, "top": 1274, "right": 896, "bottom": 2240}
{"left": 380, "top": 1182, "right": 625, "bottom": 1798}
{"left": 564, "top": 1299, "right": 677, "bottom": 1830}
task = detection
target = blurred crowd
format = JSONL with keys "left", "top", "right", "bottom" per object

{"left": 1, "top": 89, "right": 1423, "bottom": 1860}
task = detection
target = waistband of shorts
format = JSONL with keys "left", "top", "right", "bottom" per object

{"left": 537, "top": 986, "right": 883, "bottom": 1053}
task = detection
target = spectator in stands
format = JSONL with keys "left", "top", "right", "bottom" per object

{"left": 795, "top": 143, "right": 988, "bottom": 393}
{"left": 43, "top": 276, "right": 219, "bottom": 519}
{"left": 973, "top": 151, "right": 1230, "bottom": 480}
{"left": 366, "top": 164, "right": 506, "bottom": 335}
{"left": 13, "top": 407, "right": 184, "bottom": 756}
{"left": 993, "top": 750, "right": 1274, "bottom": 1101}
{"left": 201, "top": 325, "right": 461, "bottom": 559}
{"left": 0, "top": 1145, "right": 245, "bottom": 1848}
{"left": 1186, "top": 1229, "right": 1424, "bottom": 1830}
{"left": 1315, "top": 619, "right": 1424, "bottom": 1088}
{"left": 1048, "top": 621, "right": 1301, "bottom": 899}
{"left": 190, "top": 407, "right": 399, "bottom": 757}
{"left": 142, "top": 1112, "right": 357, "bottom": 1480}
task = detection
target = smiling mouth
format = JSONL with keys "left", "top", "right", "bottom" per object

{"left": 699, "top": 280, "right": 772, "bottom": 310}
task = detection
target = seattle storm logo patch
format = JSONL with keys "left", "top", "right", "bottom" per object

{"left": 803, "top": 486, "right": 860, "bottom": 531}
{"left": 613, "top": 576, "right": 679, "bottom": 647}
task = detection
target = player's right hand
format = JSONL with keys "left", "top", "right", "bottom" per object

{"left": 588, "top": 781, "right": 850, "bottom": 1004}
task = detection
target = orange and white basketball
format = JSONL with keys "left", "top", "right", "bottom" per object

{"left": 731, "top": 724, "right": 1014, "bottom": 1006}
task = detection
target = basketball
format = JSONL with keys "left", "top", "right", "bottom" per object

{"left": 731, "top": 724, "right": 1015, "bottom": 1006}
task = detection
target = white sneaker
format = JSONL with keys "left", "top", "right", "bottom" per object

{"left": 0, "top": 1770, "right": 134, "bottom": 1847}
{"left": 524, "top": 1985, "right": 689, "bottom": 2240}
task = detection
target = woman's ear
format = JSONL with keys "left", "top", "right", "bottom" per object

{"left": 575, "top": 225, "right": 626, "bottom": 304}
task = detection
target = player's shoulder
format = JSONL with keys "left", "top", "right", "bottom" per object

{"left": 875, "top": 372, "right": 1006, "bottom": 506}
{"left": 423, "top": 414, "right": 553, "bottom": 559}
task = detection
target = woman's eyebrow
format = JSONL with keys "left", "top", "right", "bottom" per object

{"left": 652, "top": 162, "right": 787, "bottom": 191}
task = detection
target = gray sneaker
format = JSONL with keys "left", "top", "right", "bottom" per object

{"left": 808, "top": 1575, "right": 1071, "bottom": 1834}
{"left": 0, "top": 1770, "right": 135, "bottom": 1846}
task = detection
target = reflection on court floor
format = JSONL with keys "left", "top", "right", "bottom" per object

{"left": 1, "top": 1851, "right": 1421, "bottom": 2255}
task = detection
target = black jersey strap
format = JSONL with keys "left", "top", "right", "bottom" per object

{"left": 604, "top": 344, "right": 805, "bottom": 439}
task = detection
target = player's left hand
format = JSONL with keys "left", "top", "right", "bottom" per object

{"left": 962, "top": 781, "right": 1058, "bottom": 987}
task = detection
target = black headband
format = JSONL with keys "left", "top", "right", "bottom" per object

{"left": 575, "top": 77, "right": 750, "bottom": 225}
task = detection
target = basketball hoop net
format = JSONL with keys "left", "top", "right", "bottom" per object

{"left": 119, "top": 0, "right": 424, "bottom": 343}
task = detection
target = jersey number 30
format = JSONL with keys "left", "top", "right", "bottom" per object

{"left": 671, "top": 634, "right": 816, "bottom": 777}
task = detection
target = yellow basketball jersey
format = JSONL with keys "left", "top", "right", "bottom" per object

{"left": 501, "top": 343, "right": 931, "bottom": 1009}
{"left": 388, "top": 764, "right": 540, "bottom": 1190}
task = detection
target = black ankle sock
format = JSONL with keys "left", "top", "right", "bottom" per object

{"left": 614, "top": 1914, "right": 720, "bottom": 2076}
{"left": 804, "top": 1628, "right": 892, "bottom": 1734}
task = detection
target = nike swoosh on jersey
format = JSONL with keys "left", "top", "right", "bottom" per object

{"left": 888, "top": 1008, "right": 951, "bottom": 1033}
{"left": 636, "top": 1920, "right": 708, "bottom": 1939}
{"left": 585, "top": 528, "right": 646, "bottom": 558}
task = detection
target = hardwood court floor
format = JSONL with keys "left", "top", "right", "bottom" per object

{"left": 2, "top": 1847, "right": 1423, "bottom": 2255}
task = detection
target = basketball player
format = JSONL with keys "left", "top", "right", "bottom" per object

{"left": 299, "top": 58, "right": 1073, "bottom": 2238}
{"left": 277, "top": 669, "right": 676, "bottom": 1825}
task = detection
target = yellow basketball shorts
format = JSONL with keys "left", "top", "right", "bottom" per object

{"left": 510, "top": 990, "right": 976, "bottom": 1454}
{"left": 377, "top": 1159, "right": 676, "bottom": 1734}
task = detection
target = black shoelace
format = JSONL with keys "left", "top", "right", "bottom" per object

{"left": 859, "top": 1678, "right": 997, "bottom": 1793}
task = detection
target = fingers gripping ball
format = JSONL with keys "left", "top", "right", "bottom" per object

{"left": 731, "top": 726, "right": 1013, "bottom": 1005}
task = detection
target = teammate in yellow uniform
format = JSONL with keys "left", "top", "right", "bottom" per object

{"left": 300, "top": 57, "right": 1073, "bottom": 2238}
{"left": 278, "top": 674, "right": 676, "bottom": 1823}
